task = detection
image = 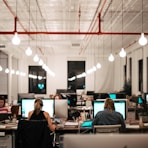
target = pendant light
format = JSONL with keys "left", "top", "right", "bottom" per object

{"left": 33, "top": 1, "right": 39, "bottom": 62}
{"left": 25, "top": 0, "right": 32, "bottom": 56}
{"left": 119, "top": 0, "right": 126, "bottom": 58}
{"left": 139, "top": 0, "right": 147, "bottom": 46}
{"left": 12, "top": 0, "right": 20, "bottom": 45}
{"left": 108, "top": 54, "right": 114, "bottom": 62}
{"left": 12, "top": 31, "right": 20, "bottom": 45}
{"left": 108, "top": 6, "right": 114, "bottom": 62}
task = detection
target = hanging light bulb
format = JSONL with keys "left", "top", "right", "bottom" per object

{"left": 139, "top": 33, "right": 147, "bottom": 46}
{"left": 119, "top": 48, "right": 126, "bottom": 58}
{"left": 25, "top": 46, "right": 32, "bottom": 56}
{"left": 38, "top": 59, "right": 44, "bottom": 65}
{"left": 108, "top": 53, "right": 114, "bottom": 62}
{"left": 96, "top": 63, "right": 101, "bottom": 69}
{"left": 11, "top": 69, "right": 15, "bottom": 74}
{"left": 0, "top": 65, "right": 2, "bottom": 71}
{"left": 5, "top": 68, "right": 9, "bottom": 73}
{"left": 16, "top": 70, "right": 20, "bottom": 75}
{"left": 33, "top": 54, "right": 39, "bottom": 62}
{"left": 12, "top": 32, "right": 21, "bottom": 45}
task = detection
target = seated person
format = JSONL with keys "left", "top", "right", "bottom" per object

{"left": 28, "top": 98, "right": 56, "bottom": 132}
{"left": 0, "top": 99, "right": 9, "bottom": 113}
{"left": 54, "top": 94, "right": 62, "bottom": 100}
{"left": 92, "top": 98, "right": 126, "bottom": 132}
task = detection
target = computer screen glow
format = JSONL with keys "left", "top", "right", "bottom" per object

{"left": 109, "top": 93, "right": 116, "bottom": 100}
{"left": 21, "top": 98, "right": 54, "bottom": 118}
{"left": 93, "top": 99, "right": 127, "bottom": 120}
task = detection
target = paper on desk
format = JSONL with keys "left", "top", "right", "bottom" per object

{"left": 144, "top": 123, "right": 148, "bottom": 126}
{"left": 64, "top": 121, "right": 78, "bottom": 126}
{"left": 126, "top": 124, "right": 139, "bottom": 129}
{"left": 0, "top": 125, "right": 6, "bottom": 129}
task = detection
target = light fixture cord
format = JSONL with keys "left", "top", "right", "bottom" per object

{"left": 16, "top": 0, "right": 17, "bottom": 17}
{"left": 111, "top": 1, "right": 113, "bottom": 54}
{"left": 122, "top": 0, "right": 123, "bottom": 48}
{"left": 28, "top": 0, "right": 31, "bottom": 46}
{"left": 142, "top": 0, "right": 143, "bottom": 32}
{"left": 36, "top": 0, "right": 37, "bottom": 54}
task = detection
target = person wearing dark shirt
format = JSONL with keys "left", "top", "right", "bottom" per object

{"left": 28, "top": 98, "right": 56, "bottom": 132}
{"left": 92, "top": 98, "right": 126, "bottom": 132}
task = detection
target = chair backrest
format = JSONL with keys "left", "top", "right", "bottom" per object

{"left": 16, "top": 120, "right": 53, "bottom": 148}
{"left": 93, "top": 124, "right": 121, "bottom": 133}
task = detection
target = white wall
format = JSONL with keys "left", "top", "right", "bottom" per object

{"left": 0, "top": 53, "right": 8, "bottom": 94}
{"left": 1, "top": 43, "right": 148, "bottom": 103}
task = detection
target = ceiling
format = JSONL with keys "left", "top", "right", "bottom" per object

{"left": 0, "top": 0, "right": 148, "bottom": 59}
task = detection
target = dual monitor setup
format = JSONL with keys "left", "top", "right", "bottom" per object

{"left": 21, "top": 98, "right": 68, "bottom": 119}
{"left": 21, "top": 98, "right": 127, "bottom": 121}
{"left": 93, "top": 99, "right": 127, "bottom": 120}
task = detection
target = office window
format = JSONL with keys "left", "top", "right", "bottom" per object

{"left": 29, "top": 66, "right": 46, "bottom": 94}
{"left": 138, "top": 59, "right": 143, "bottom": 92}
{"left": 68, "top": 61, "right": 85, "bottom": 91}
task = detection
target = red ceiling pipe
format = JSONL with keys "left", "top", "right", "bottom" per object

{"left": 0, "top": 31, "right": 147, "bottom": 35}
{"left": 1, "top": 0, "right": 148, "bottom": 36}
{"left": 3, "top": 0, "right": 28, "bottom": 33}
{"left": 14, "top": 17, "right": 17, "bottom": 32}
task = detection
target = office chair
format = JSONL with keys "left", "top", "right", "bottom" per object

{"left": 93, "top": 124, "right": 121, "bottom": 133}
{"left": 16, "top": 120, "right": 54, "bottom": 148}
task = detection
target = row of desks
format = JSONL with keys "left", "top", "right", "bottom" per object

{"left": 0, "top": 120, "right": 148, "bottom": 148}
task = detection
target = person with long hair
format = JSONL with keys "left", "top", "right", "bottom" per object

{"left": 92, "top": 98, "right": 125, "bottom": 132}
{"left": 28, "top": 98, "right": 56, "bottom": 132}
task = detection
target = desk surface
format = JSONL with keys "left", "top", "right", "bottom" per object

{"left": 0, "top": 123, "right": 17, "bottom": 130}
{"left": 1, "top": 120, "right": 148, "bottom": 133}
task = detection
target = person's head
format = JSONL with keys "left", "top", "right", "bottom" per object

{"left": 34, "top": 98, "right": 43, "bottom": 114}
{"left": 104, "top": 98, "right": 115, "bottom": 111}
{"left": 0, "top": 99, "right": 5, "bottom": 108}
{"left": 54, "top": 94, "right": 62, "bottom": 99}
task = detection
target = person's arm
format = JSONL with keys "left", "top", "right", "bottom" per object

{"left": 28, "top": 111, "right": 35, "bottom": 120}
{"left": 118, "top": 113, "right": 126, "bottom": 133}
{"left": 92, "top": 112, "right": 102, "bottom": 126}
{"left": 43, "top": 112, "right": 56, "bottom": 132}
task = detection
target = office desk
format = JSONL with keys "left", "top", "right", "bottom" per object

{"left": 126, "top": 123, "right": 148, "bottom": 133}
{"left": 0, "top": 123, "right": 17, "bottom": 148}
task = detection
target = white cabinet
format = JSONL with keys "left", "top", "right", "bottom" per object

{"left": 0, "top": 135, "right": 12, "bottom": 148}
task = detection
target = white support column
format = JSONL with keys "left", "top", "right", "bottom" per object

{"left": 8, "top": 54, "right": 12, "bottom": 104}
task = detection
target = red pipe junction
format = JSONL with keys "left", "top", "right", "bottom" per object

{"left": 1, "top": 0, "right": 148, "bottom": 36}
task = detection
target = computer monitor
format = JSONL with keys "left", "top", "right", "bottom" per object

{"left": 116, "top": 93, "right": 126, "bottom": 99}
{"left": 93, "top": 93, "right": 109, "bottom": 100}
{"left": 63, "top": 134, "right": 148, "bottom": 148}
{"left": 54, "top": 100, "right": 68, "bottom": 119}
{"left": 86, "top": 91, "right": 94, "bottom": 95}
{"left": 138, "top": 96, "right": 144, "bottom": 104}
{"left": 21, "top": 98, "right": 54, "bottom": 118}
{"left": 67, "top": 94, "right": 77, "bottom": 107}
{"left": 93, "top": 99, "right": 127, "bottom": 120}
{"left": 109, "top": 93, "right": 116, "bottom": 100}
{"left": 144, "top": 93, "right": 148, "bottom": 104}
{"left": 18, "top": 93, "right": 35, "bottom": 104}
